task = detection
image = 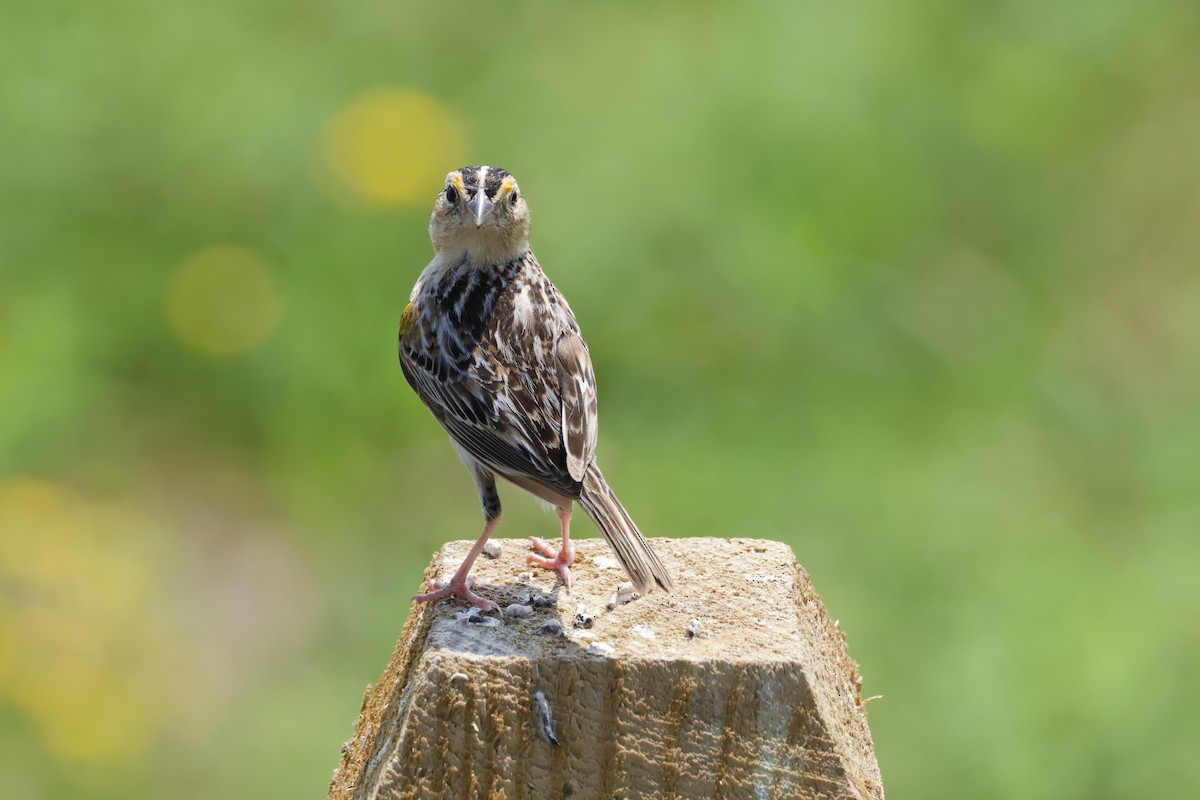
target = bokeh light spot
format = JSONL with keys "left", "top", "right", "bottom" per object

{"left": 166, "top": 245, "right": 283, "bottom": 357}
{"left": 323, "top": 88, "right": 467, "bottom": 207}
{"left": 0, "top": 478, "right": 160, "bottom": 764}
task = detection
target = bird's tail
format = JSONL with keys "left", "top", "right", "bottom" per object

{"left": 579, "top": 463, "right": 673, "bottom": 593}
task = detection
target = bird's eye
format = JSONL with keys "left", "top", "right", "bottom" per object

{"left": 445, "top": 185, "right": 458, "bottom": 204}
{"left": 510, "top": 190, "right": 520, "bottom": 205}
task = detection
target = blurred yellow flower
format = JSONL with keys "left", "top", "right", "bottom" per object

{"left": 323, "top": 88, "right": 467, "bottom": 207}
{"left": 0, "top": 478, "right": 161, "bottom": 764}
{"left": 166, "top": 245, "right": 283, "bottom": 357}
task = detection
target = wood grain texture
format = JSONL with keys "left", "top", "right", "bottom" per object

{"left": 328, "top": 538, "right": 883, "bottom": 800}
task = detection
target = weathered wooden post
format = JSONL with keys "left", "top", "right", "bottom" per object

{"left": 329, "top": 537, "right": 883, "bottom": 799}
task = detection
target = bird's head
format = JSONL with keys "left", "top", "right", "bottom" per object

{"left": 429, "top": 166, "right": 530, "bottom": 264}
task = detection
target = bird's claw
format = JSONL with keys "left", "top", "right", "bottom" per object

{"left": 414, "top": 575, "right": 499, "bottom": 612}
{"left": 527, "top": 536, "right": 574, "bottom": 590}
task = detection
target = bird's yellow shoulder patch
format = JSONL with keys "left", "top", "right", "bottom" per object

{"left": 399, "top": 301, "right": 416, "bottom": 337}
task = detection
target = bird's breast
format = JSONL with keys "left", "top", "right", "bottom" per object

{"left": 407, "top": 255, "right": 531, "bottom": 372}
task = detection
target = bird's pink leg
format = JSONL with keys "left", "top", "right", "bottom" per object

{"left": 415, "top": 516, "right": 501, "bottom": 611}
{"left": 528, "top": 506, "right": 575, "bottom": 589}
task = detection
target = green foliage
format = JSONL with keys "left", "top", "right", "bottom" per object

{"left": 3, "top": 1, "right": 1199, "bottom": 797}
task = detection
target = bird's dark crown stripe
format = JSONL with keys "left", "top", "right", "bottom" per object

{"left": 456, "top": 166, "right": 479, "bottom": 190}
{"left": 482, "top": 167, "right": 510, "bottom": 199}
{"left": 454, "top": 165, "right": 512, "bottom": 199}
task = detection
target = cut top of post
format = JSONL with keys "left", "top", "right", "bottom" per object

{"left": 330, "top": 537, "right": 883, "bottom": 800}
{"left": 423, "top": 537, "right": 834, "bottom": 666}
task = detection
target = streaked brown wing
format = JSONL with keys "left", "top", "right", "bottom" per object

{"left": 555, "top": 327, "right": 598, "bottom": 482}
{"left": 399, "top": 292, "right": 585, "bottom": 500}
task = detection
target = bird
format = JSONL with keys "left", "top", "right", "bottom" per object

{"left": 398, "top": 165, "right": 673, "bottom": 611}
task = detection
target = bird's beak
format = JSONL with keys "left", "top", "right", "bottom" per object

{"left": 468, "top": 192, "right": 496, "bottom": 228}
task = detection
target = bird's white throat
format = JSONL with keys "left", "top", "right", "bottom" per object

{"left": 432, "top": 228, "right": 529, "bottom": 270}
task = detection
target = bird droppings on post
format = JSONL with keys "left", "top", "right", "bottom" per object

{"left": 606, "top": 581, "right": 636, "bottom": 609}
{"left": 481, "top": 539, "right": 503, "bottom": 558}
{"left": 631, "top": 624, "right": 656, "bottom": 639}
{"left": 456, "top": 607, "right": 500, "bottom": 627}
{"left": 504, "top": 603, "right": 534, "bottom": 618}
{"left": 525, "top": 590, "right": 557, "bottom": 609}
{"left": 686, "top": 618, "right": 703, "bottom": 638}
{"left": 537, "top": 619, "right": 566, "bottom": 637}
{"left": 586, "top": 641, "right": 614, "bottom": 657}
{"left": 592, "top": 555, "right": 620, "bottom": 570}
{"left": 516, "top": 571, "right": 535, "bottom": 584}
{"left": 532, "top": 690, "right": 559, "bottom": 747}
{"left": 572, "top": 605, "right": 595, "bottom": 629}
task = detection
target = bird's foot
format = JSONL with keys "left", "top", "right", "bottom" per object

{"left": 414, "top": 575, "right": 499, "bottom": 612}
{"left": 527, "top": 537, "right": 575, "bottom": 590}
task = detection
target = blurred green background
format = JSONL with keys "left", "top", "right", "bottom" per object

{"left": 3, "top": 1, "right": 1199, "bottom": 797}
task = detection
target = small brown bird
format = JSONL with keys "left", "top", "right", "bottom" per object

{"left": 398, "top": 166, "right": 673, "bottom": 610}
